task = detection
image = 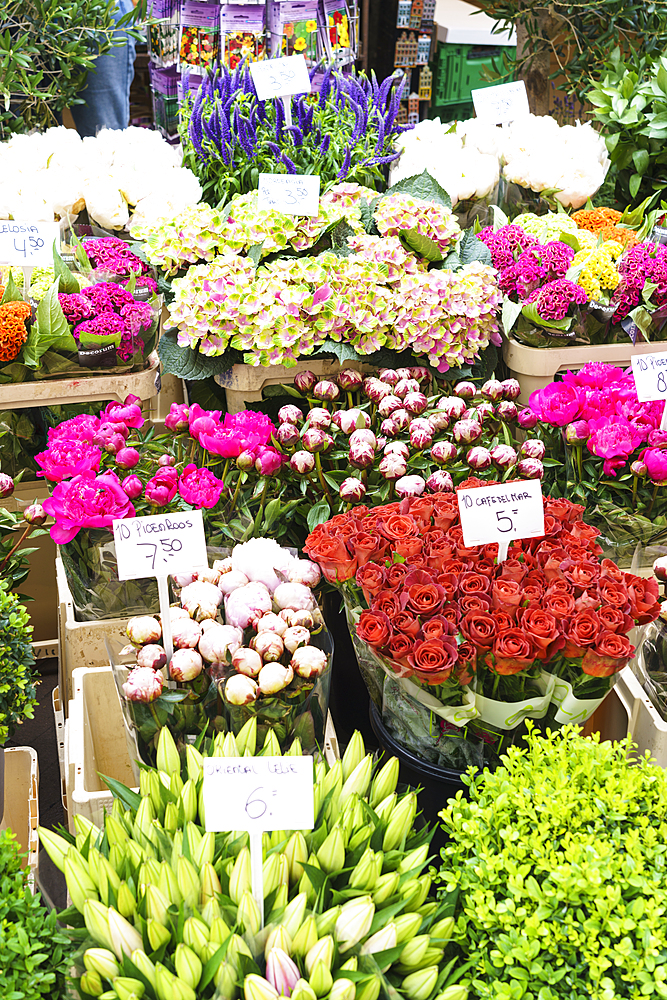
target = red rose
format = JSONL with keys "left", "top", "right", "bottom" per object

{"left": 406, "top": 582, "right": 446, "bottom": 618}
{"left": 563, "top": 608, "right": 601, "bottom": 657}
{"left": 456, "top": 640, "right": 477, "bottom": 684}
{"left": 598, "top": 604, "right": 633, "bottom": 634}
{"left": 372, "top": 590, "right": 402, "bottom": 617}
{"left": 385, "top": 562, "right": 408, "bottom": 588}
{"left": 543, "top": 589, "right": 576, "bottom": 620}
{"left": 386, "top": 632, "right": 415, "bottom": 669}
{"left": 355, "top": 562, "right": 385, "bottom": 599}
{"left": 518, "top": 607, "right": 563, "bottom": 660}
{"left": 574, "top": 589, "right": 600, "bottom": 612}
{"left": 431, "top": 496, "right": 459, "bottom": 530}
{"left": 562, "top": 559, "right": 600, "bottom": 594}
{"left": 440, "top": 558, "right": 470, "bottom": 576}
{"left": 461, "top": 610, "right": 497, "bottom": 650}
{"left": 395, "top": 537, "right": 423, "bottom": 560}
{"left": 626, "top": 574, "right": 661, "bottom": 625}
{"left": 600, "top": 558, "right": 625, "bottom": 582}
{"left": 421, "top": 614, "right": 455, "bottom": 640}
{"left": 306, "top": 533, "right": 357, "bottom": 582}
{"left": 599, "top": 578, "right": 629, "bottom": 609}
{"left": 523, "top": 583, "right": 544, "bottom": 604}
{"left": 357, "top": 610, "right": 392, "bottom": 648}
{"left": 408, "top": 636, "right": 458, "bottom": 684}
{"left": 424, "top": 537, "right": 455, "bottom": 570}
{"left": 582, "top": 630, "right": 635, "bottom": 677}
{"left": 475, "top": 558, "right": 496, "bottom": 578}
{"left": 434, "top": 573, "right": 458, "bottom": 602}
{"left": 541, "top": 549, "right": 568, "bottom": 583}
{"left": 546, "top": 578, "right": 572, "bottom": 595}
{"left": 440, "top": 603, "right": 462, "bottom": 628}
{"left": 459, "top": 593, "right": 491, "bottom": 613}
{"left": 459, "top": 571, "right": 491, "bottom": 596}
{"left": 406, "top": 496, "right": 434, "bottom": 526}
{"left": 493, "top": 610, "right": 514, "bottom": 631}
{"left": 481, "top": 543, "right": 499, "bottom": 563}
{"left": 380, "top": 513, "right": 419, "bottom": 541}
{"left": 543, "top": 514, "right": 560, "bottom": 537}
{"left": 447, "top": 526, "right": 479, "bottom": 559}
{"left": 545, "top": 497, "right": 584, "bottom": 524}
{"left": 570, "top": 521, "right": 602, "bottom": 549}
{"left": 349, "top": 531, "right": 382, "bottom": 567}
{"left": 485, "top": 628, "right": 536, "bottom": 676}
{"left": 491, "top": 578, "right": 522, "bottom": 618}
{"left": 393, "top": 611, "right": 422, "bottom": 637}
{"left": 499, "top": 559, "right": 526, "bottom": 583}
{"left": 405, "top": 569, "right": 434, "bottom": 586}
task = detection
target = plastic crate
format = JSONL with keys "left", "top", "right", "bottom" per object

{"left": 432, "top": 42, "right": 513, "bottom": 108}
{"left": 614, "top": 666, "right": 667, "bottom": 766}
{"left": 214, "top": 359, "right": 376, "bottom": 414}
{"left": 1, "top": 747, "right": 39, "bottom": 887}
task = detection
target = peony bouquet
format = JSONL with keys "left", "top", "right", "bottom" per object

{"left": 304, "top": 485, "right": 659, "bottom": 768}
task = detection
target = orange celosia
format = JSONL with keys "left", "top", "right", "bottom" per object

{"left": 572, "top": 207, "right": 623, "bottom": 232}
{"left": 0, "top": 300, "right": 31, "bottom": 363}
{"left": 598, "top": 224, "right": 639, "bottom": 249}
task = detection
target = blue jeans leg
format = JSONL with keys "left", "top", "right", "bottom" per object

{"left": 70, "top": 0, "right": 137, "bottom": 136}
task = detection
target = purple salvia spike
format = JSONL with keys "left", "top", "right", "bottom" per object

{"left": 318, "top": 134, "right": 330, "bottom": 155}
{"left": 337, "top": 147, "right": 351, "bottom": 179}
{"left": 280, "top": 153, "right": 297, "bottom": 174}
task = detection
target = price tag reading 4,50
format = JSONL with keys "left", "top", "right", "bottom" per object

{"left": 249, "top": 54, "right": 311, "bottom": 100}
{"left": 457, "top": 479, "right": 545, "bottom": 549}
{"left": 0, "top": 221, "right": 60, "bottom": 267}
{"left": 631, "top": 350, "right": 667, "bottom": 402}
{"left": 112, "top": 509, "right": 208, "bottom": 581}
{"left": 203, "top": 756, "right": 314, "bottom": 833}
{"left": 258, "top": 173, "right": 320, "bottom": 217}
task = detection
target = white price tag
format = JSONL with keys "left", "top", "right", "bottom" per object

{"left": 203, "top": 755, "right": 314, "bottom": 832}
{"left": 457, "top": 479, "right": 545, "bottom": 548}
{"left": 258, "top": 173, "right": 320, "bottom": 216}
{"left": 631, "top": 350, "right": 667, "bottom": 402}
{"left": 250, "top": 55, "right": 311, "bottom": 100}
{"left": 112, "top": 509, "right": 208, "bottom": 581}
{"left": 472, "top": 80, "right": 530, "bottom": 125}
{"left": 0, "top": 221, "right": 60, "bottom": 267}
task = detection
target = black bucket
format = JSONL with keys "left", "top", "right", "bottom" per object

{"left": 322, "top": 592, "right": 376, "bottom": 750}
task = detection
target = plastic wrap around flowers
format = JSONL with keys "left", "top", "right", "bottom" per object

{"left": 115, "top": 539, "right": 330, "bottom": 756}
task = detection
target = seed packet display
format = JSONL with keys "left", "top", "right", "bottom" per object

{"left": 220, "top": 5, "right": 266, "bottom": 69}
{"left": 148, "top": 17, "right": 179, "bottom": 67}
{"left": 178, "top": 1, "right": 221, "bottom": 71}
{"left": 320, "top": 0, "right": 354, "bottom": 63}
{"left": 269, "top": 0, "right": 320, "bottom": 63}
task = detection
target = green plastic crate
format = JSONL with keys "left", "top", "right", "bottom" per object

{"left": 432, "top": 42, "right": 514, "bottom": 108}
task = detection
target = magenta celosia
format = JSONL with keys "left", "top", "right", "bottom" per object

{"left": 43, "top": 470, "right": 135, "bottom": 543}
{"left": 525, "top": 278, "right": 587, "bottom": 321}
{"left": 120, "top": 301, "right": 152, "bottom": 336}
{"left": 73, "top": 313, "right": 128, "bottom": 341}
{"left": 58, "top": 292, "right": 93, "bottom": 324}
{"left": 477, "top": 224, "right": 539, "bottom": 271}
{"left": 35, "top": 439, "right": 101, "bottom": 482}
{"left": 178, "top": 464, "right": 226, "bottom": 508}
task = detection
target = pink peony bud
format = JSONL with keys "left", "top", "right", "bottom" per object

{"left": 430, "top": 440, "right": 457, "bottom": 464}
{"left": 290, "top": 451, "right": 315, "bottom": 474}
{"left": 437, "top": 396, "right": 466, "bottom": 419}
{"left": 481, "top": 379, "right": 504, "bottom": 401}
{"left": 294, "top": 371, "right": 318, "bottom": 393}
{"left": 654, "top": 556, "right": 667, "bottom": 583}
{"left": 520, "top": 439, "right": 546, "bottom": 460}
{"left": 277, "top": 423, "right": 300, "bottom": 448}
{"left": 428, "top": 411, "right": 450, "bottom": 433}
{"left": 564, "top": 420, "right": 589, "bottom": 445}
{"left": 426, "top": 470, "right": 454, "bottom": 492}
{"left": 256, "top": 612, "right": 288, "bottom": 636}
{"left": 279, "top": 609, "right": 295, "bottom": 626}
{"left": 306, "top": 407, "right": 332, "bottom": 430}
{"left": 380, "top": 417, "right": 399, "bottom": 438}
{"left": 123, "top": 667, "right": 164, "bottom": 703}
{"left": 454, "top": 381, "right": 476, "bottom": 399}
{"left": 283, "top": 625, "right": 311, "bottom": 653}
{"left": 127, "top": 615, "right": 161, "bottom": 646}
{"left": 115, "top": 447, "right": 140, "bottom": 469}
{"left": 232, "top": 647, "right": 263, "bottom": 677}
{"left": 476, "top": 402, "right": 496, "bottom": 423}
{"left": 349, "top": 428, "right": 377, "bottom": 450}
{"left": 197, "top": 567, "right": 222, "bottom": 586}
{"left": 252, "top": 631, "right": 284, "bottom": 662}
{"left": 218, "top": 570, "right": 249, "bottom": 595}
{"left": 333, "top": 409, "right": 370, "bottom": 434}
{"left": 395, "top": 367, "right": 413, "bottom": 380}
{"left": 453, "top": 419, "right": 483, "bottom": 445}
{"left": 23, "top": 502, "right": 46, "bottom": 525}
{"left": 170, "top": 648, "right": 203, "bottom": 682}
{"left": 278, "top": 405, "right": 303, "bottom": 425}
{"left": 409, "top": 418, "right": 433, "bottom": 450}
{"left": 490, "top": 444, "right": 517, "bottom": 469}
{"left": 172, "top": 618, "right": 203, "bottom": 649}
{"left": 302, "top": 427, "right": 327, "bottom": 453}
{"left": 237, "top": 450, "right": 256, "bottom": 471}
{"left": 395, "top": 378, "right": 420, "bottom": 399}
{"left": 340, "top": 477, "right": 367, "bottom": 501}
{"left": 390, "top": 408, "right": 410, "bottom": 432}
{"left": 165, "top": 403, "right": 190, "bottom": 431}
{"left": 136, "top": 644, "right": 167, "bottom": 670}
{"left": 122, "top": 474, "right": 143, "bottom": 499}
{"left": 338, "top": 369, "right": 364, "bottom": 390}
{"left": 226, "top": 582, "right": 273, "bottom": 628}
{"left": 292, "top": 609, "right": 314, "bottom": 629}
{"left": 199, "top": 624, "right": 243, "bottom": 664}
{"left": 363, "top": 378, "right": 393, "bottom": 403}
{"left": 517, "top": 409, "right": 538, "bottom": 430}
{"left": 165, "top": 605, "right": 190, "bottom": 621}
{"left": 379, "top": 369, "right": 399, "bottom": 386}
{"left": 274, "top": 582, "right": 315, "bottom": 611}
{"left": 291, "top": 646, "right": 328, "bottom": 679}
{"left": 225, "top": 674, "right": 258, "bottom": 705}
{"left": 255, "top": 447, "right": 284, "bottom": 477}
{"left": 631, "top": 459, "right": 648, "bottom": 477}
{"left": 500, "top": 378, "right": 521, "bottom": 401}
{"left": 496, "top": 400, "right": 518, "bottom": 423}
{"left": 258, "top": 662, "right": 294, "bottom": 694}
{"left": 378, "top": 394, "right": 402, "bottom": 418}
{"left": 384, "top": 441, "right": 410, "bottom": 460}
{"left": 409, "top": 366, "right": 431, "bottom": 385}
{"left": 467, "top": 446, "right": 492, "bottom": 471}
{"left": 104, "top": 432, "right": 126, "bottom": 455}
{"left": 403, "top": 392, "right": 428, "bottom": 416}
{"left": 349, "top": 441, "right": 375, "bottom": 470}
{"left": 313, "top": 380, "right": 340, "bottom": 402}
{"left": 266, "top": 948, "right": 301, "bottom": 998}
{"left": 288, "top": 560, "right": 321, "bottom": 587}
{"left": 395, "top": 475, "right": 426, "bottom": 498}
{"left": 378, "top": 453, "right": 407, "bottom": 480}
{"left": 157, "top": 454, "right": 176, "bottom": 467}
{"left": 517, "top": 457, "right": 544, "bottom": 480}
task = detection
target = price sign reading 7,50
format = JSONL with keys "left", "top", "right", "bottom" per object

{"left": 457, "top": 478, "right": 545, "bottom": 549}
{"left": 112, "top": 509, "right": 208, "bottom": 581}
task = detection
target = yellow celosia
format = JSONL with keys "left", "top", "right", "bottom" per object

{"left": 573, "top": 240, "right": 623, "bottom": 301}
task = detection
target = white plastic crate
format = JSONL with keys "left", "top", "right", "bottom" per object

{"left": 614, "top": 665, "right": 667, "bottom": 766}
{"left": 214, "top": 359, "right": 375, "bottom": 414}
{"left": 0, "top": 747, "right": 39, "bottom": 887}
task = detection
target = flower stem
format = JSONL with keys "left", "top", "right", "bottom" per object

{"left": 0, "top": 523, "right": 33, "bottom": 576}
{"left": 227, "top": 474, "right": 243, "bottom": 517}
{"left": 221, "top": 458, "right": 230, "bottom": 485}
{"left": 492, "top": 671, "right": 500, "bottom": 700}
{"left": 253, "top": 479, "right": 269, "bottom": 536}
{"left": 647, "top": 481, "right": 659, "bottom": 517}
{"left": 632, "top": 474, "right": 638, "bottom": 511}
{"left": 314, "top": 452, "right": 331, "bottom": 501}
{"left": 576, "top": 445, "right": 583, "bottom": 482}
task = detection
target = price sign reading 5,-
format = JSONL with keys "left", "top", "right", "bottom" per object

{"left": 112, "top": 509, "right": 208, "bottom": 581}
{"left": 457, "top": 479, "right": 545, "bottom": 552}
{"left": 203, "top": 756, "right": 314, "bottom": 833}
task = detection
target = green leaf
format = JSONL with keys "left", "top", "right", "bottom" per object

{"left": 629, "top": 173, "right": 643, "bottom": 199}
{"left": 1, "top": 272, "right": 22, "bottom": 304}
{"left": 633, "top": 148, "right": 650, "bottom": 175}
{"left": 307, "top": 499, "right": 331, "bottom": 532}
{"left": 262, "top": 498, "right": 282, "bottom": 531}
{"left": 502, "top": 298, "right": 523, "bottom": 334}
{"left": 247, "top": 243, "right": 264, "bottom": 267}
{"left": 99, "top": 775, "right": 142, "bottom": 811}
{"left": 521, "top": 302, "right": 572, "bottom": 332}
{"left": 314, "top": 338, "right": 362, "bottom": 365}
{"left": 330, "top": 220, "right": 357, "bottom": 257}
{"left": 22, "top": 279, "right": 76, "bottom": 367}
{"left": 458, "top": 229, "right": 492, "bottom": 267}
{"left": 52, "top": 242, "right": 79, "bottom": 294}
{"left": 158, "top": 330, "right": 243, "bottom": 380}
{"left": 399, "top": 228, "right": 443, "bottom": 262}
{"left": 492, "top": 205, "right": 509, "bottom": 231}
{"left": 385, "top": 170, "right": 453, "bottom": 210}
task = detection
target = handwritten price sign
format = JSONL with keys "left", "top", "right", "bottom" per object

{"left": 472, "top": 80, "right": 530, "bottom": 124}
{"left": 249, "top": 54, "right": 311, "bottom": 100}
{"left": 112, "top": 510, "right": 208, "bottom": 581}
{"left": 457, "top": 479, "right": 545, "bottom": 549}
{"left": 631, "top": 350, "right": 667, "bottom": 402}
{"left": 0, "top": 221, "right": 60, "bottom": 267}
{"left": 258, "top": 173, "right": 320, "bottom": 216}
{"left": 203, "top": 756, "right": 314, "bottom": 832}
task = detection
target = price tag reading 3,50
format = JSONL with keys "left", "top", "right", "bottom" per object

{"left": 112, "top": 509, "right": 208, "bottom": 581}
{"left": 0, "top": 221, "right": 60, "bottom": 267}
{"left": 203, "top": 756, "right": 314, "bottom": 833}
{"left": 258, "top": 174, "right": 320, "bottom": 217}
{"left": 631, "top": 350, "right": 667, "bottom": 403}
{"left": 249, "top": 54, "right": 311, "bottom": 101}
{"left": 457, "top": 479, "right": 545, "bottom": 549}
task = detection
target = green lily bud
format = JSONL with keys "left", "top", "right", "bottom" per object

{"left": 176, "top": 856, "right": 201, "bottom": 909}
{"left": 170, "top": 771, "right": 184, "bottom": 796}
{"left": 209, "top": 916, "right": 232, "bottom": 946}
{"left": 285, "top": 736, "right": 302, "bottom": 757}
{"left": 244, "top": 974, "right": 279, "bottom": 1000}
{"left": 179, "top": 780, "right": 198, "bottom": 825}
{"left": 372, "top": 871, "right": 399, "bottom": 905}
{"left": 236, "top": 716, "right": 258, "bottom": 755}
{"left": 201, "top": 898, "right": 222, "bottom": 928}
{"left": 113, "top": 977, "right": 146, "bottom": 1000}
{"left": 156, "top": 727, "right": 180, "bottom": 776}
{"left": 145, "top": 885, "right": 170, "bottom": 926}
{"left": 277, "top": 853, "right": 290, "bottom": 887}
{"left": 80, "top": 970, "right": 103, "bottom": 996}
{"left": 399, "top": 935, "right": 430, "bottom": 968}
{"left": 330, "top": 978, "right": 356, "bottom": 1000}
{"left": 261, "top": 729, "right": 281, "bottom": 757}
{"left": 402, "top": 966, "right": 439, "bottom": 1000}
{"left": 403, "top": 946, "right": 444, "bottom": 971}
{"left": 315, "top": 760, "right": 327, "bottom": 784}
{"left": 290, "top": 915, "right": 317, "bottom": 959}
{"left": 280, "top": 892, "right": 308, "bottom": 940}
{"left": 108, "top": 906, "right": 143, "bottom": 959}
{"left": 117, "top": 881, "right": 137, "bottom": 919}
{"left": 111, "top": 798, "right": 126, "bottom": 821}
{"left": 98, "top": 992, "right": 117, "bottom": 1000}
{"left": 108, "top": 845, "right": 126, "bottom": 880}
{"left": 271, "top": 884, "right": 288, "bottom": 913}
{"left": 65, "top": 856, "right": 98, "bottom": 911}
{"left": 147, "top": 770, "right": 164, "bottom": 818}
{"left": 341, "top": 731, "right": 366, "bottom": 780}
{"left": 83, "top": 899, "right": 114, "bottom": 952}
{"left": 238, "top": 890, "right": 261, "bottom": 936}
{"left": 394, "top": 913, "right": 422, "bottom": 944}
{"left": 175, "top": 944, "right": 203, "bottom": 989}
{"left": 283, "top": 832, "right": 308, "bottom": 884}
{"left": 171, "top": 832, "right": 183, "bottom": 864}
{"left": 200, "top": 863, "right": 222, "bottom": 907}
{"left": 222, "top": 731, "right": 241, "bottom": 757}
{"left": 335, "top": 896, "right": 375, "bottom": 952}
{"left": 362, "top": 923, "right": 398, "bottom": 963}
{"left": 317, "top": 828, "right": 345, "bottom": 874}
{"left": 305, "top": 935, "right": 334, "bottom": 976}
{"left": 383, "top": 793, "right": 417, "bottom": 852}
{"left": 133, "top": 797, "right": 156, "bottom": 844}
{"left": 313, "top": 783, "right": 322, "bottom": 820}
{"left": 265, "top": 924, "right": 292, "bottom": 959}
{"left": 339, "top": 756, "right": 373, "bottom": 808}
{"left": 315, "top": 905, "right": 340, "bottom": 937}
{"left": 126, "top": 840, "right": 144, "bottom": 870}
{"left": 130, "top": 950, "right": 157, "bottom": 988}
{"left": 227, "top": 934, "right": 253, "bottom": 971}
{"left": 183, "top": 821, "right": 202, "bottom": 857}
{"left": 73, "top": 813, "right": 97, "bottom": 838}
{"left": 195, "top": 832, "right": 215, "bottom": 869}
{"left": 183, "top": 915, "right": 211, "bottom": 956}
{"left": 417, "top": 902, "right": 438, "bottom": 920}
{"left": 147, "top": 919, "right": 171, "bottom": 952}
{"left": 185, "top": 744, "right": 204, "bottom": 784}
{"left": 262, "top": 853, "right": 282, "bottom": 897}
{"left": 139, "top": 858, "right": 162, "bottom": 887}
{"left": 291, "top": 979, "right": 317, "bottom": 1000}
{"left": 402, "top": 875, "right": 432, "bottom": 912}
{"left": 320, "top": 760, "right": 343, "bottom": 801}
{"left": 355, "top": 977, "right": 381, "bottom": 1000}
{"left": 158, "top": 862, "right": 182, "bottom": 907}
{"left": 349, "top": 848, "right": 382, "bottom": 892}
{"left": 374, "top": 793, "right": 396, "bottom": 825}
{"left": 98, "top": 855, "right": 121, "bottom": 903}
{"left": 83, "top": 947, "right": 120, "bottom": 980}
{"left": 230, "top": 847, "right": 252, "bottom": 904}
{"left": 347, "top": 824, "right": 373, "bottom": 853}
{"left": 105, "top": 816, "right": 129, "bottom": 848}
{"left": 398, "top": 845, "right": 430, "bottom": 875}
{"left": 299, "top": 853, "right": 321, "bottom": 904}
{"left": 309, "top": 960, "right": 333, "bottom": 997}
{"left": 341, "top": 957, "right": 357, "bottom": 972}
{"left": 214, "top": 960, "right": 237, "bottom": 996}
{"left": 434, "top": 988, "right": 468, "bottom": 1000}
{"left": 370, "top": 757, "right": 399, "bottom": 807}
{"left": 154, "top": 963, "right": 196, "bottom": 1000}
{"left": 429, "top": 917, "right": 455, "bottom": 942}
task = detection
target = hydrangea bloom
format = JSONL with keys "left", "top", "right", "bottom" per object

{"left": 512, "top": 211, "right": 579, "bottom": 243}
{"left": 525, "top": 278, "right": 587, "bottom": 321}
{"left": 374, "top": 192, "right": 461, "bottom": 253}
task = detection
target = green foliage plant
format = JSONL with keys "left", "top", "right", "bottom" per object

{"left": 437, "top": 724, "right": 667, "bottom": 1000}
{"left": 0, "top": 828, "right": 69, "bottom": 999}
{"left": 0, "top": 579, "right": 37, "bottom": 745}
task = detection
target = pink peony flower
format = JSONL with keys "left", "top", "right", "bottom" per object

{"left": 254, "top": 445, "right": 285, "bottom": 476}
{"left": 643, "top": 447, "right": 667, "bottom": 482}
{"left": 115, "top": 447, "right": 140, "bottom": 470}
{"left": 122, "top": 474, "right": 143, "bottom": 499}
{"left": 145, "top": 466, "right": 178, "bottom": 506}
{"left": 43, "top": 470, "right": 135, "bottom": 543}
{"left": 47, "top": 413, "right": 100, "bottom": 444}
{"left": 529, "top": 382, "right": 580, "bottom": 427}
{"left": 587, "top": 415, "right": 644, "bottom": 476}
{"left": 165, "top": 403, "right": 190, "bottom": 432}
{"left": 196, "top": 410, "right": 276, "bottom": 457}
{"left": 99, "top": 394, "right": 145, "bottom": 429}
{"left": 122, "top": 666, "right": 164, "bottom": 703}
{"left": 35, "top": 440, "right": 101, "bottom": 482}
{"left": 178, "top": 464, "right": 225, "bottom": 508}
